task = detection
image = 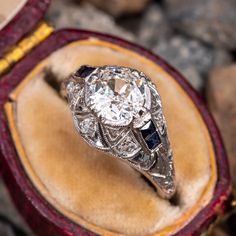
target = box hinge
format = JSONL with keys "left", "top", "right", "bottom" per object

{"left": 0, "top": 22, "right": 54, "bottom": 76}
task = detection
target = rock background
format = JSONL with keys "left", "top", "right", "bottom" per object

{"left": 1, "top": 0, "right": 236, "bottom": 235}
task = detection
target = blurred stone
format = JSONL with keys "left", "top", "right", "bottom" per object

{"left": 83, "top": 0, "right": 150, "bottom": 17}
{"left": 46, "top": 0, "right": 134, "bottom": 41}
{"left": 116, "top": 14, "right": 143, "bottom": 35}
{"left": 153, "top": 35, "right": 232, "bottom": 91}
{"left": 228, "top": 214, "right": 236, "bottom": 235}
{"left": 138, "top": 3, "right": 172, "bottom": 48}
{"left": 0, "top": 180, "right": 31, "bottom": 235}
{"left": 207, "top": 64, "right": 236, "bottom": 189}
{"left": 155, "top": 36, "right": 212, "bottom": 74}
{"left": 213, "top": 50, "right": 233, "bottom": 68}
{"left": 0, "top": 221, "right": 15, "bottom": 236}
{"left": 165, "top": 0, "right": 236, "bottom": 49}
{"left": 209, "top": 226, "right": 230, "bottom": 236}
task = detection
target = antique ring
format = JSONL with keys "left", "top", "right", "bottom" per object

{"left": 64, "top": 65, "right": 176, "bottom": 199}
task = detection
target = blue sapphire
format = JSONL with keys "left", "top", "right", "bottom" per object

{"left": 145, "top": 132, "right": 161, "bottom": 150}
{"left": 140, "top": 120, "right": 161, "bottom": 150}
{"left": 75, "top": 66, "right": 95, "bottom": 78}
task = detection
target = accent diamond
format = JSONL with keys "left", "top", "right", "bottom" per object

{"left": 130, "top": 151, "right": 156, "bottom": 170}
{"left": 113, "top": 132, "right": 141, "bottom": 158}
{"left": 75, "top": 116, "right": 106, "bottom": 149}
{"left": 79, "top": 117, "right": 96, "bottom": 136}
{"left": 153, "top": 111, "right": 165, "bottom": 135}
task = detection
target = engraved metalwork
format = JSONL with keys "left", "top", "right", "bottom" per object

{"left": 65, "top": 65, "right": 176, "bottom": 199}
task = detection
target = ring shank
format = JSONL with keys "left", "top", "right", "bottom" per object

{"left": 128, "top": 150, "right": 176, "bottom": 199}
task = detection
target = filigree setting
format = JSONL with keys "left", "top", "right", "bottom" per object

{"left": 66, "top": 65, "right": 176, "bottom": 199}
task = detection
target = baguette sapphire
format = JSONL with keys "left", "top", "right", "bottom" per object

{"left": 140, "top": 120, "right": 161, "bottom": 150}
{"left": 75, "top": 66, "right": 95, "bottom": 78}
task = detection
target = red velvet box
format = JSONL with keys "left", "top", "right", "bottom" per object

{"left": 0, "top": 1, "right": 232, "bottom": 235}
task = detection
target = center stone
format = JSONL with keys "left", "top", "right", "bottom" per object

{"left": 85, "top": 67, "right": 151, "bottom": 126}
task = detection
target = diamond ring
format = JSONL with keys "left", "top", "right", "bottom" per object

{"left": 65, "top": 65, "right": 176, "bottom": 199}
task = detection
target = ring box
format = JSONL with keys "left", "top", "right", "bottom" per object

{"left": 0, "top": 1, "right": 232, "bottom": 235}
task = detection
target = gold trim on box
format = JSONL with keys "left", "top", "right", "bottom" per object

{"left": 0, "top": 22, "right": 54, "bottom": 75}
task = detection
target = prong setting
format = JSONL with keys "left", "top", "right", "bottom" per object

{"left": 65, "top": 65, "right": 176, "bottom": 199}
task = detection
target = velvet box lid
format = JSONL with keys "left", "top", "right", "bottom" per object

{"left": 0, "top": 1, "right": 232, "bottom": 236}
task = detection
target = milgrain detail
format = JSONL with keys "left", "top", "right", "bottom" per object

{"left": 66, "top": 65, "right": 176, "bottom": 199}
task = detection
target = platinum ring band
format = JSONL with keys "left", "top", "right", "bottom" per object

{"left": 64, "top": 65, "right": 176, "bottom": 199}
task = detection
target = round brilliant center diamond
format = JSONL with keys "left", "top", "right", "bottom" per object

{"left": 85, "top": 67, "right": 151, "bottom": 126}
